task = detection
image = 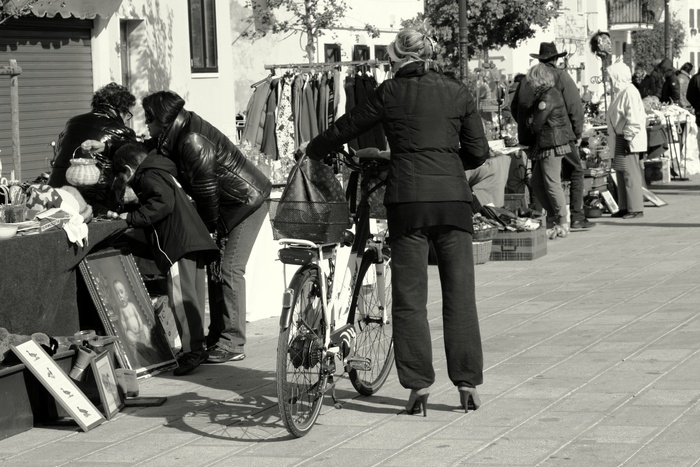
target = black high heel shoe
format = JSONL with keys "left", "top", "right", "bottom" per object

{"left": 405, "top": 388, "right": 430, "bottom": 417}
{"left": 458, "top": 386, "right": 481, "bottom": 413}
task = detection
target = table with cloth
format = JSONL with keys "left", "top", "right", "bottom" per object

{"left": 0, "top": 220, "right": 128, "bottom": 336}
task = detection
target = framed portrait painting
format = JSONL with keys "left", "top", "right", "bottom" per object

{"left": 11, "top": 340, "right": 104, "bottom": 432}
{"left": 90, "top": 350, "right": 123, "bottom": 420}
{"left": 79, "top": 248, "right": 176, "bottom": 378}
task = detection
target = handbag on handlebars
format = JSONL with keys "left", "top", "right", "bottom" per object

{"left": 270, "top": 154, "right": 351, "bottom": 243}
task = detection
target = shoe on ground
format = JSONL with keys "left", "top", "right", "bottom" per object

{"left": 623, "top": 211, "right": 644, "bottom": 219}
{"left": 570, "top": 219, "right": 596, "bottom": 230}
{"left": 610, "top": 210, "right": 628, "bottom": 218}
{"left": 173, "top": 350, "right": 208, "bottom": 376}
{"left": 206, "top": 348, "right": 246, "bottom": 363}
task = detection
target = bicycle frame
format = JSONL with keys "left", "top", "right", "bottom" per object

{"left": 277, "top": 152, "right": 389, "bottom": 364}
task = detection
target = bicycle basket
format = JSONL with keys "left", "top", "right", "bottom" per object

{"left": 270, "top": 155, "right": 350, "bottom": 243}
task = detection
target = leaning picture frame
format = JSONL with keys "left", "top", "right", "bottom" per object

{"left": 90, "top": 350, "right": 124, "bottom": 420}
{"left": 11, "top": 340, "right": 104, "bottom": 432}
{"left": 78, "top": 248, "right": 177, "bottom": 378}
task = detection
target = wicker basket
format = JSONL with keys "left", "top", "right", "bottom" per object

{"left": 472, "top": 226, "right": 497, "bottom": 242}
{"left": 473, "top": 240, "right": 492, "bottom": 265}
{"left": 268, "top": 198, "right": 350, "bottom": 243}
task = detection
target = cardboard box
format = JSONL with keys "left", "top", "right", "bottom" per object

{"left": 491, "top": 226, "right": 547, "bottom": 261}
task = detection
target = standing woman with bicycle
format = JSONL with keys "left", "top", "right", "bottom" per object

{"left": 304, "top": 27, "right": 489, "bottom": 415}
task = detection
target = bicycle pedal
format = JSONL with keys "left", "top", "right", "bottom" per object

{"left": 346, "top": 356, "right": 371, "bottom": 371}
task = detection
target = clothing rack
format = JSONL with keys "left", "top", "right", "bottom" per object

{"left": 264, "top": 59, "right": 389, "bottom": 72}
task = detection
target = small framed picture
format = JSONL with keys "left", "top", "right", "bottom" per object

{"left": 90, "top": 351, "right": 124, "bottom": 420}
{"left": 78, "top": 248, "right": 177, "bottom": 378}
{"left": 11, "top": 340, "right": 104, "bottom": 432}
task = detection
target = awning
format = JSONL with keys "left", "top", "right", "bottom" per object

{"left": 28, "top": 0, "right": 123, "bottom": 19}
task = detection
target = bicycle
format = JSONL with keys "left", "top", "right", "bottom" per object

{"left": 274, "top": 148, "right": 393, "bottom": 438}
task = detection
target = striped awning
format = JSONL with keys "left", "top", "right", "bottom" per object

{"left": 28, "top": 0, "right": 123, "bottom": 19}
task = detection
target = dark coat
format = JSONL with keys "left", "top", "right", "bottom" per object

{"left": 156, "top": 109, "right": 272, "bottom": 234}
{"left": 306, "top": 62, "right": 489, "bottom": 206}
{"left": 529, "top": 87, "right": 576, "bottom": 150}
{"left": 125, "top": 153, "right": 217, "bottom": 273}
{"left": 685, "top": 71, "right": 700, "bottom": 123}
{"left": 511, "top": 62, "right": 584, "bottom": 147}
{"left": 640, "top": 58, "right": 677, "bottom": 102}
{"left": 49, "top": 106, "right": 138, "bottom": 213}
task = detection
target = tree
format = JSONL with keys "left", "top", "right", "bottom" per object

{"left": 632, "top": 13, "right": 686, "bottom": 72}
{"left": 242, "top": 0, "right": 377, "bottom": 63}
{"left": 402, "top": 0, "right": 560, "bottom": 73}
{"left": 0, "top": 0, "right": 55, "bottom": 26}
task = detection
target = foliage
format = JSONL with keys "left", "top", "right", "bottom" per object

{"left": 402, "top": 0, "right": 560, "bottom": 74}
{"left": 632, "top": 13, "right": 686, "bottom": 72}
{"left": 0, "top": 0, "right": 57, "bottom": 26}
{"left": 241, "top": 0, "right": 351, "bottom": 63}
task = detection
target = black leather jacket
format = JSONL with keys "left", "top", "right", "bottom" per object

{"left": 156, "top": 109, "right": 272, "bottom": 233}
{"left": 307, "top": 62, "right": 488, "bottom": 205}
{"left": 529, "top": 87, "right": 575, "bottom": 151}
{"left": 49, "top": 106, "right": 138, "bottom": 213}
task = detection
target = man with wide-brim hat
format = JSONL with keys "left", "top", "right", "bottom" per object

{"left": 529, "top": 42, "right": 568, "bottom": 62}
{"left": 511, "top": 41, "right": 595, "bottom": 230}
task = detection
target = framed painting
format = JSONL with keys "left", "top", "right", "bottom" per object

{"left": 11, "top": 340, "right": 104, "bottom": 432}
{"left": 90, "top": 350, "right": 124, "bottom": 420}
{"left": 79, "top": 248, "right": 177, "bottom": 378}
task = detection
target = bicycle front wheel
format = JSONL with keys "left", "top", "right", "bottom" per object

{"left": 276, "top": 266, "right": 327, "bottom": 438}
{"left": 349, "top": 249, "right": 393, "bottom": 396}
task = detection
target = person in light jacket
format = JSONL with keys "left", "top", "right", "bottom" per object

{"left": 606, "top": 62, "right": 647, "bottom": 219}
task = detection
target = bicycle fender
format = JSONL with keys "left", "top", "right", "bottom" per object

{"left": 279, "top": 287, "right": 295, "bottom": 331}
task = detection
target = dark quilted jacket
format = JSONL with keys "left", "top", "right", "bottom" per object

{"left": 511, "top": 62, "right": 584, "bottom": 148}
{"left": 157, "top": 110, "right": 272, "bottom": 234}
{"left": 49, "top": 106, "right": 138, "bottom": 213}
{"left": 529, "top": 87, "right": 575, "bottom": 150}
{"left": 307, "top": 62, "right": 489, "bottom": 205}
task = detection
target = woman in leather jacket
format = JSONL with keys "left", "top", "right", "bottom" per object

{"left": 141, "top": 91, "right": 271, "bottom": 364}
{"left": 305, "top": 28, "right": 488, "bottom": 416}
{"left": 526, "top": 63, "right": 575, "bottom": 238}
{"left": 49, "top": 82, "right": 138, "bottom": 214}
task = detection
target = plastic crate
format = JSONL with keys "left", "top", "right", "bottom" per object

{"left": 491, "top": 226, "right": 547, "bottom": 261}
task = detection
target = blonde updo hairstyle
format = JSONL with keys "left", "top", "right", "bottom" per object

{"left": 388, "top": 28, "right": 435, "bottom": 70}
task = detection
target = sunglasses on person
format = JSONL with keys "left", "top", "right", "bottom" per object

{"left": 144, "top": 112, "right": 154, "bottom": 124}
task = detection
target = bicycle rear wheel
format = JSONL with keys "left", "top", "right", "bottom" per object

{"left": 348, "top": 249, "right": 393, "bottom": 396}
{"left": 277, "top": 266, "right": 327, "bottom": 438}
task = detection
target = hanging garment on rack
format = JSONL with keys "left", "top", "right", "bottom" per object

{"left": 260, "top": 78, "right": 279, "bottom": 159}
{"left": 344, "top": 74, "right": 359, "bottom": 150}
{"left": 276, "top": 76, "right": 296, "bottom": 161}
{"left": 292, "top": 73, "right": 304, "bottom": 148}
{"left": 299, "top": 74, "right": 319, "bottom": 143}
{"left": 317, "top": 72, "right": 329, "bottom": 133}
{"left": 334, "top": 68, "right": 345, "bottom": 123}
{"left": 328, "top": 69, "right": 338, "bottom": 127}
{"left": 241, "top": 79, "right": 271, "bottom": 147}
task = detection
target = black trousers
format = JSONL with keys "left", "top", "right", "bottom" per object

{"left": 389, "top": 224, "right": 483, "bottom": 390}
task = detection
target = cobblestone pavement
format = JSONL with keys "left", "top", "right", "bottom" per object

{"left": 2, "top": 175, "right": 699, "bottom": 467}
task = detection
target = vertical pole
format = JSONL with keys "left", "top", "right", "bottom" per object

{"left": 9, "top": 59, "right": 21, "bottom": 181}
{"left": 458, "top": 0, "right": 468, "bottom": 82}
{"left": 664, "top": 0, "right": 671, "bottom": 59}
